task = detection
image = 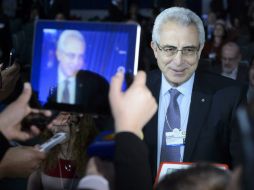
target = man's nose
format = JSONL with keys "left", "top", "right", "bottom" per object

{"left": 72, "top": 56, "right": 81, "bottom": 65}
{"left": 173, "top": 51, "right": 183, "bottom": 66}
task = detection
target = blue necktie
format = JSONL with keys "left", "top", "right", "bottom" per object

{"left": 160, "top": 89, "right": 181, "bottom": 162}
{"left": 62, "top": 79, "right": 70, "bottom": 103}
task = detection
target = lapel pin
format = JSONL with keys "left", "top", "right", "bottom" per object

{"left": 201, "top": 98, "right": 205, "bottom": 102}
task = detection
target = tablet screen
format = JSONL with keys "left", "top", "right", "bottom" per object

{"left": 31, "top": 20, "right": 141, "bottom": 113}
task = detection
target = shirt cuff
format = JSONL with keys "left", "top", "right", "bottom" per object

{"left": 78, "top": 175, "right": 109, "bottom": 190}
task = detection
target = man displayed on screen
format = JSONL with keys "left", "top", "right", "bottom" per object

{"left": 46, "top": 30, "right": 109, "bottom": 113}
{"left": 54, "top": 30, "right": 85, "bottom": 104}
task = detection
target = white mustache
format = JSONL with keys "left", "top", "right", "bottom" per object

{"left": 165, "top": 62, "right": 191, "bottom": 71}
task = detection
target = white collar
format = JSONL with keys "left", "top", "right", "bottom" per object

{"left": 221, "top": 67, "right": 238, "bottom": 79}
{"left": 161, "top": 73, "right": 195, "bottom": 97}
{"left": 58, "top": 67, "right": 76, "bottom": 83}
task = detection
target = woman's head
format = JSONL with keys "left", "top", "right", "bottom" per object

{"left": 49, "top": 112, "right": 81, "bottom": 138}
{"left": 213, "top": 20, "right": 227, "bottom": 39}
{"left": 42, "top": 112, "right": 98, "bottom": 176}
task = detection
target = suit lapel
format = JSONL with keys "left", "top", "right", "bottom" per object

{"left": 75, "top": 77, "right": 82, "bottom": 104}
{"left": 183, "top": 74, "right": 212, "bottom": 161}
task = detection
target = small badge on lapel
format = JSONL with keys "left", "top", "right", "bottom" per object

{"left": 201, "top": 98, "right": 205, "bottom": 102}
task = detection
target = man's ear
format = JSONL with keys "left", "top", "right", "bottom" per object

{"left": 151, "top": 41, "right": 158, "bottom": 59}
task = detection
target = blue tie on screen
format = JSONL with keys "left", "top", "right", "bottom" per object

{"left": 62, "top": 80, "right": 70, "bottom": 103}
{"left": 160, "top": 88, "right": 181, "bottom": 162}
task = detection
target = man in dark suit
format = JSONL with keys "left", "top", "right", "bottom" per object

{"left": 212, "top": 41, "right": 249, "bottom": 83}
{"left": 47, "top": 70, "right": 110, "bottom": 113}
{"left": 50, "top": 29, "right": 86, "bottom": 105}
{"left": 143, "top": 7, "right": 246, "bottom": 181}
{"left": 46, "top": 30, "right": 109, "bottom": 114}
{"left": 45, "top": 30, "right": 109, "bottom": 114}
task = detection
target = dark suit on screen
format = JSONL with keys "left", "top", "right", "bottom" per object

{"left": 47, "top": 70, "right": 110, "bottom": 114}
{"left": 143, "top": 68, "right": 247, "bottom": 180}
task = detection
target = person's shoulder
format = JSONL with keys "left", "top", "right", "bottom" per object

{"left": 77, "top": 70, "right": 109, "bottom": 84}
{"left": 195, "top": 70, "right": 247, "bottom": 92}
{"left": 77, "top": 70, "right": 102, "bottom": 78}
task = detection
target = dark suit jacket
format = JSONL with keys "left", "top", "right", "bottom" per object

{"left": 143, "top": 69, "right": 247, "bottom": 180}
{"left": 47, "top": 70, "right": 110, "bottom": 115}
{"left": 211, "top": 64, "right": 249, "bottom": 83}
{"left": 115, "top": 132, "right": 153, "bottom": 190}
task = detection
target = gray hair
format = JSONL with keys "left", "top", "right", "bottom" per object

{"left": 57, "top": 30, "right": 85, "bottom": 51}
{"left": 152, "top": 7, "right": 205, "bottom": 46}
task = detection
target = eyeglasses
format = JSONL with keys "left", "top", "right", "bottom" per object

{"left": 156, "top": 42, "right": 199, "bottom": 57}
{"left": 61, "top": 50, "right": 84, "bottom": 60}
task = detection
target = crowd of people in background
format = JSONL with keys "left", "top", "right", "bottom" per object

{"left": 1, "top": 0, "right": 254, "bottom": 80}
{"left": 0, "top": 0, "right": 254, "bottom": 190}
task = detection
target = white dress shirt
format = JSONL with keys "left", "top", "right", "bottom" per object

{"left": 157, "top": 73, "right": 194, "bottom": 170}
{"left": 57, "top": 67, "right": 76, "bottom": 104}
{"left": 221, "top": 67, "right": 238, "bottom": 80}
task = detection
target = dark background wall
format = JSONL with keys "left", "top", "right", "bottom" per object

{"left": 70, "top": 0, "right": 202, "bottom": 15}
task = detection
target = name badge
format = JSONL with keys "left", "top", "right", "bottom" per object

{"left": 165, "top": 128, "right": 185, "bottom": 146}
